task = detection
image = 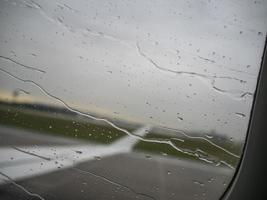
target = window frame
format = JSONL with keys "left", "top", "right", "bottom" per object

{"left": 222, "top": 37, "right": 267, "bottom": 200}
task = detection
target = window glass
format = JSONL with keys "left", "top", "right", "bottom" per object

{"left": 0, "top": 0, "right": 266, "bottom": 199}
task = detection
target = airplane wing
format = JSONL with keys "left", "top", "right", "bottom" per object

{"left": 0, "top": 125, "right": 152, "bottom": 184}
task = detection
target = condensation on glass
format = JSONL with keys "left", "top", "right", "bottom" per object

{"left": 0, "top": 0, "right": 266, "bottom": 199}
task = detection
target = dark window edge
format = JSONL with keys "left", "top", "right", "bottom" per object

{"left": 221, "top": 35, "right": 267, "bottom": 200}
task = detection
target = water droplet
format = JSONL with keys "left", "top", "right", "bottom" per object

{"left": 205, "top": 134, "right": 213, "bottom": 139}
{"left": 161, "top": 152, "right": 168, "bottom": 156}
{"left": 193, "top": 180, "right": 204, "bottom": 187}
{"left": 177, "top": 116, "right": 183, "bottom": 121}
{"left": 207, "top": 177, "right": 215, "bottom": 183}
{"left": 235, "top": 112, "right": 246, "bottom": 118}
{"left": 94, "top": 156, "right": 101, "bottom": 160}
{"left": 258, "top": 32, "right": 263, "bottom": 36}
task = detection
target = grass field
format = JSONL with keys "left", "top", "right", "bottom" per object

{"left": 133, "top": 132, "right": 241, "bottom": 167}
{"left": 0, "top": 101, "right": 242, "bottom": 168}
{"left": 0, "top": 102, "right": 126, "bottom": 144}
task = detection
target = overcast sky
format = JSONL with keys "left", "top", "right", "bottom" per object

{"left": 0, "top": 0, "right": 267, "bottom": 140}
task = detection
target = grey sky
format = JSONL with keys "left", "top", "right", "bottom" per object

{"left": 0, "top": 0, "right": 267, "bottom": 140}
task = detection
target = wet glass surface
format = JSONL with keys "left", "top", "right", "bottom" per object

{"left": 0, "top": 0, "right": 266, "bottom": 199}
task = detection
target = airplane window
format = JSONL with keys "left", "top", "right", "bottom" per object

{"left": 0, "top": 0, "right": 266, "bottom": 199}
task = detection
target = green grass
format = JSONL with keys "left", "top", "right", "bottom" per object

{"left": 133, "top": 132, "right": 241, "bottom": 167}
{"left": 0, "top": 101, "right": 242, "bottom": 167}
{"left": 0, "top": 104, "right": 126, "bottom": 144}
